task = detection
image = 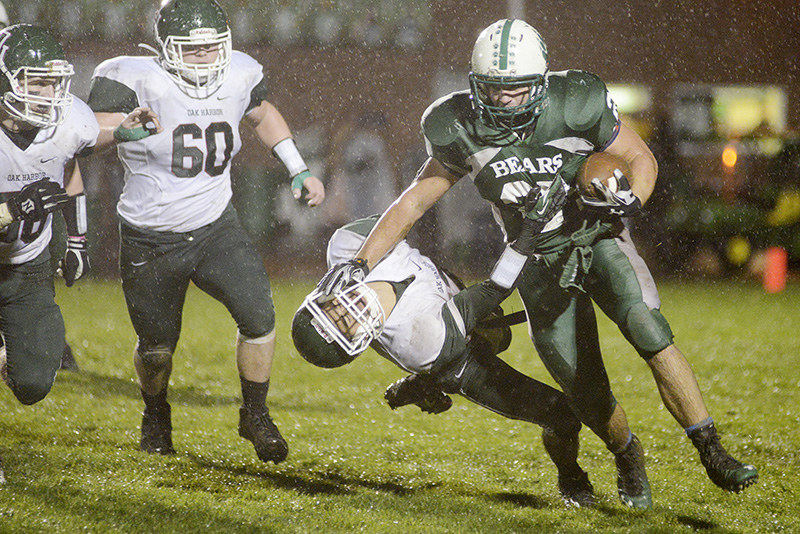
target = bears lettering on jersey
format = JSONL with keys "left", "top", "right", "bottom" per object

{"left": 489, "top": 153, "right": 563, "bottom": 178}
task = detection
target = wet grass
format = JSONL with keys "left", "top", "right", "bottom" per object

{"left": 0, "top": 279, "right": 797, "bottom": 532}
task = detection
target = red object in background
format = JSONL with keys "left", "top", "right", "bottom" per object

{"left": 763, "top": 247, "right": 788, "bottom": 293}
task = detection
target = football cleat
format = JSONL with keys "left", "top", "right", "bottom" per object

{"left": 59, "top": 343, "right": 79, "bottom": 371}
{"left": 238, "top": 406, "right": 288, "bottom": 464}
{"left": 689, "top": 423, "right": 758, "bottom": 492}
{"left": 614, "top": 434, "right": 652, "bottom": 509}
{"left": 0, "top": 453, "right": 5, "bottom": 484}
{"left": 384, "top": 374, "right": 453, "bottom": 414}
{"left": 557, "top": 469, "right": 596, "bottom": 508}
{"left": 140, "top": 404, "right": 175, "bottom": 455}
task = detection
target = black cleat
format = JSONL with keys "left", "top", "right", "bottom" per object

{"left": 384, "top": 374, "right": 453, "bottom": 414}
{"left": 140, "top": 404, "right": 175, "bottom": 455}
{"left": 239, "top": 406, "right": 288, "bottom": 464}
{"left": 558, "top": 469, "right": 596, "bottom": 508}
{"left": 689, "top": 423, "right": 758, "bottom": 492}
{"left": 614, "top": 434, "right": 652, "bottom": 509}
{"left": 59, "top": 344, "right": 79, "bottom": 372}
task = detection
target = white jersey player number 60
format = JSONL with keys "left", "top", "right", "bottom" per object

{"left": 172, "top": 121, "right": 234, "bottom": 178}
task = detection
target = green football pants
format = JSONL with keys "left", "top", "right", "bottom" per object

{"left": 518, "top": 228, "right": 673, "bottom": 429}
{"left": 120, "top": 204, "right": 275, "bottom": 355}
{"left": 0, "top": 251, "right": 65, "bottom": 405}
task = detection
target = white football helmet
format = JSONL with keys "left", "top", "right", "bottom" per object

{"left": 469, "top": 19, "right": 549, "bottom": 132}
{"left": 301, "top": 280, "right": 386, "bottom": 356}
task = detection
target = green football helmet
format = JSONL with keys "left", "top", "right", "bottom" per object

{"left": 469, "top": 19, "right": 549, "bottom": 133}
{"left": 292, "top": 280, "right": 386, "bottom": 368}
{"left": 292, "top": 307, "right": 358, "bottom": 369}
{"left": 155, "top": 0, "right": 232, "bottom": 98}
{"left": 0, "top": 25, "right": 73, "bottom": 128}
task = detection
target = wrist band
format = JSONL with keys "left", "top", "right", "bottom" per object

{"left": 291, "top": 170, "right": 312, "bottom": 191}
{"left": 272, "top": 137, "right": 308, "bottom": 178}
{"left": 489, "top": 245, "right": 528, "bottom": 289}
{"left": 113, "top": 125, "right": 150, "bottom": 142}
{"left": 64, "top": 193, "right": 87, "bottom": 235}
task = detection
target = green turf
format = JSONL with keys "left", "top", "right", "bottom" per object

{"left": 1, "top": 279, "right": 798, "bottom": 533}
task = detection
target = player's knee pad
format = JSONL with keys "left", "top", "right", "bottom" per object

{"left": 236, "top": 305, "right": 276, "bottom": 342}
{"left": 621, "top": 303, "right": 674, "bottom": 359}
{"left": 136, "top": 344, "right": 173, "bottom": 370}
{"left": 237, "top": 329, "right": 275, "bottom": 345}
{"left": 471, "top": 309, "right": 512, "bottom": 356}
{"left": 9, "top": 369, "right": 56, "bottom": 405}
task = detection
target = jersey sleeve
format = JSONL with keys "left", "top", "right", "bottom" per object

{"left": 70, "top": 97, "right": 101, "bottom": 155}
{"left": 326, "top": 228, "right": 366, "bottom": 268}
{"left": 245, "top": 74, "right": 269, "bottom": 114}
{"left": 87, "top": 58, "right": 140, "bottom": 114}
{"left": 326, "top": 216, "right": 384, "bottom": 267}
{"left": 562, "top": 71, "right": 621, "bottom": 151}
{"left": 420, "top": 96, "right": 472, "bottom": 178}
{"left": 229, "top": 51, "right": 270, "bottom": 114}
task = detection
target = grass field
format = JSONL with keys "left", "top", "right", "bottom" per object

{"left": 0, "top": 278, "right": 798, "bottom": 533}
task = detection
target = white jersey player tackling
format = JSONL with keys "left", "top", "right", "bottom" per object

{"left": 0, "top": 24, "right": 99, "bottom": 482}
{"left": 293, "top": 197, "right": 603, "bottom": 507}
{"left": 87, "top": 0, "right": 324, "bottom": 464}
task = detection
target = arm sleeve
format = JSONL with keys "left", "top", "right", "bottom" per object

{"left": 87, "top": 76, "right": 139, "bottom": 114}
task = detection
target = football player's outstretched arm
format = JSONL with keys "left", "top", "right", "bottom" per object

{"left": 245, "top": 101, "right": 325, "bottom": 207}
{"left": 603, "top": 122, "right": 658, "bottom": 205}
{"left": 355, "top": 157, "right": 457, "bottom": 269}
{"left": 93, "top": 108, "right": 162, "bottom": 151}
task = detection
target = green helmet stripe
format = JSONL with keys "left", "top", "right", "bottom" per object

{"left": 498, "top": 19, "right": 513, "bottom": 70}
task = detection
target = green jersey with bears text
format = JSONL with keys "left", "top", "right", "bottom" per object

{"left": 422, "top": 69, "right": 620, "bottom": 247}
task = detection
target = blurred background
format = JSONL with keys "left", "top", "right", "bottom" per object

{"left": 3, "top": 0, "right": 800, "bottom": 280}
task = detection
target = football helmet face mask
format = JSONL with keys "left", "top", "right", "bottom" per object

{"left": 469, "top": 19, "right": 549, "bottom": 133}
{"left": 155, "top": 0, "right": 232, "bottom": 98}
{"left": 0, "top": 25, "right": 73, "bottom": 128}
{"left": 301, "top": 280, "right": 386, "bottom": 357}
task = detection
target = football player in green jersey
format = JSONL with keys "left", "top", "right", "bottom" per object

{"left": 320, "top": 19, "right": 757, "bottom": 506}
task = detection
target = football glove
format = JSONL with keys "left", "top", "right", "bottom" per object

{"left": 513, "top": 174, "right": 568, "bottom": 255}
{"left": 59, "top": 193, "right": 89, "bottom": 287}
{"left": 59, "top": 236, "right": 89, "bottom": 287}
{"left": 5, "top": 179, "right": 69, "bottom": 222}
{"left": 581, "top": 170, "right": 642, "bottom": 217}
{"left": 317, "top": 258, "right": 370, "bottom": 297}
{"left": 489, "top": 175, "right": 567, "bottom": 289}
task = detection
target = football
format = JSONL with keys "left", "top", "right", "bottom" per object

{"left": 577, "top": 152, "right": 631, "bottom": 200}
